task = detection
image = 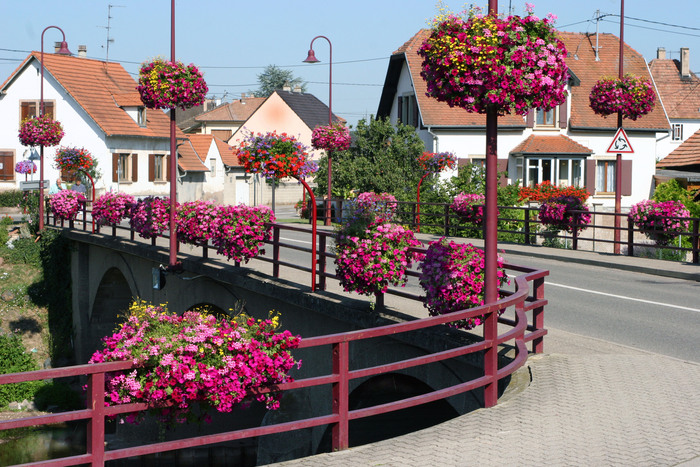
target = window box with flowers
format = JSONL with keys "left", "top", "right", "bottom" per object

{"left": 418, "top": 5, "right": 568, "bottom": 116}
{"left": 419, "top": 238, "right": 509, "bottom": 330}
{"left": 18, "top": 115, "right": 64, "bottom": 147}
{"left": 589, "top": 75, "right": 655, "bottom": 121}
{"left": 137, "top": 58, "right": 208, "bottom": 110}
{"left": 628, "top": 199, "right": 690, "bottom": 246}
{"left": 49, "top": 189, "right": 86, "bottom": 221}
{"left": 89, "top": 300, "right": 301, "bottom": 425}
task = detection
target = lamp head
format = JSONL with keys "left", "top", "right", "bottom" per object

{"left": 56, "top": 41, "right": 72, "bottom": 56}
{"left": 303, "top": 49, "right": 319, "bottom": 63}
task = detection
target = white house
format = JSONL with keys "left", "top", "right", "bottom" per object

{"left": 377, "top": 31, "right": 671, "bottom": 208}
{"left": 0, "top": 50, "right": 204, "bottom": 199}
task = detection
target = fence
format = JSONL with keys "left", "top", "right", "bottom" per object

{"left": 0, "top": 214, "right": 548, "bottom": 465}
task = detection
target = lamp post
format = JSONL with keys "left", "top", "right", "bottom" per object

{"left": 614, "top": 0, "right": 625, "bottom": 254}
{"left": 168, "top": 0, "right": 179, "bottom": 269}
{"left": 303, "top": 36, "right": 333, "bottom": 226}
{"left": 39, "top": 26, "right": 71, "bottom": 231}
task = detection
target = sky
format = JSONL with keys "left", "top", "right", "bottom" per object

{"left": 1, "top": 1, "right": 699, "bottom": 127}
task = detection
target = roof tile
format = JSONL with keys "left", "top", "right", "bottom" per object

{"left": 648, "top": 58, "right": 700, "bottom": 120}
{"left": 510, "top": 135, "right": 593, "bottom": 155}
{"left": 195, "top": 97, "right": 266, "bottom": 122}
{"left": 657, "top": 128, "right": 700, "bottom": 168}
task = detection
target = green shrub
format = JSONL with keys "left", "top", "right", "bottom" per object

{"left": 34, "top": 381, "right": 82, "bottom": 411}
{"left": 0, "top": 333, "right": 42, "bottom": 407}
{"left": 0, "top": 190, "right": 24, "bottom": 208}
{"left": 0, "top": 237, "right": 41, "bottom": 267}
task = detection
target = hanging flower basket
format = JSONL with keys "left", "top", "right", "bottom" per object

{"left": 628, "top": 199, "right": 690, "bottom": 245}
{"left": 237, "top": 131, "right": 317, "bottom": 179}
{"left": 451, "top": 192, "right": 489, "bottom": 226}
{"left": 589, "top": 75, "right": 655, "bottom": 120}
{"left": 49, "top": 190, "right": 86, "bottom": 221}
{"left": 418, "top": 151, "right": 457, "bottom": 174}
{"left": 538, "top": 195, "right": 591, "bottom": 234}
{"left": 92, "top": 192, "right": 136, "bottom": 226}
{"left": 418, "top": 5, "right": 568, "bottom": 116}
{"left": 210, "top": 205, "right": 275, "bottom": 262}
{"left": 89, "top": 300, "right": 301, "bottom": 425}
{"left": 419, "top": 238, "right": 509, "bottom": 330}
{"left": 137, "top": 58, "right": 208, "bottom": 110}
{"left": 14, "top": 160, "right": 37, "bottom": 175}
{"left": 128, "top": 196, "right": 174, "bottom": 239}
{"left": 18, "top": 115, "right": 64, "bottom": 147}
{"left": 311, "top": 123, "right": 351, "bottom": 152}
{"left": 54, "top": 146, "right": 95, "bottom": 172}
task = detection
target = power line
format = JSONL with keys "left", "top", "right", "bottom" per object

{"left": 608, "top": 14, "right": 700, "bottom": 32}
{"left": 600, "top": 18, "right": 700, "bottom": 39}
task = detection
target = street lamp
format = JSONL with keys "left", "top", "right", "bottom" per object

{"left": 303, "top": 36, "right": 333, "bottom": 226}
{"left": 39, "top": 26, "right": 72, "bottom": 231}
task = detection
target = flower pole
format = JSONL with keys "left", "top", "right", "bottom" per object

{"left": 614, "top": 0, "right": 625, "bottom": 254}
{"left": 39, "top": 26, "right": 71, "bottom": 231}
{"left": 169, "top": 0, "right": 178, "bottom": 269}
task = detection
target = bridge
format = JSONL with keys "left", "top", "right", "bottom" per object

{"left": 0, "top": 218, "right": 548, "bottom": 466}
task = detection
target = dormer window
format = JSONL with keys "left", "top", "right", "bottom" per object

{"left": 535, "top": 108, "right": 556, "bottom": 128}
{"left": 137, "top": 107, "right": 147, "bottom": 127}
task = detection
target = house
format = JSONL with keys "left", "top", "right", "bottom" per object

{"left": 377, "top": 30, "right": 670, "bottom": 207}
{"left": 655, "top": 128, "right": 700, "bottom": 194}
{"left": 0, "top": 48, "right": 205, "bottom": 199}
{"left": 187, "top": 133, "right": 248, "bottom": 205}
{"left": 185, "top": 94, "right": 266, "bottom": 141}
{"left": 649, "top": 47, "right": 700, "bottom": 161}
{"left": 226, "top": 88, "right": 343, "bottom": 207}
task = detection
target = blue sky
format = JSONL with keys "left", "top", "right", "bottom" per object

{"left": 2, "top": 1, "right": 698, "bottom": 127}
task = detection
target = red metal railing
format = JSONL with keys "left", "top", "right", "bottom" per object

{"left": 6, "top": 214, "right": 548, "bottom": 465}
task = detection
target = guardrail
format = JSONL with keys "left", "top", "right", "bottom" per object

{"left": 3, "top": 212, "right": 548, "bottom": 465}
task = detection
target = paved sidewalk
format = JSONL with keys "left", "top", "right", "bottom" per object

{"left": 263, "top": 225, "right": 700, "bottom": 467}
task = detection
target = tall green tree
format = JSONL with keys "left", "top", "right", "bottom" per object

{"left": 253, "top": 65, "right": 307, "bottom": 97}
{"left": 314, "top": 117, "right": 425, "bottom": 201}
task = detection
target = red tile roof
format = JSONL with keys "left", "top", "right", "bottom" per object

{"left": 177, "top": 139, "right": 208, "bottom": 172}
{"left": 510, "top": 135, "right": 593, "bottom": 155}
{"left": 649, "top": 58, "right": 700, "bottom": 120}
{"left": 185, "top": 134, "right": 240, "bottom": 168}
{"left": 657, "top": 128, "right": 700, "bottom": 168}
{"left": 396, "top": 29, "right": 524, "bottom": 128}
{"left": 557, "top": 32, "right": 668, "bottom": 131}
{"left": 188, "top": 134, "right": 214, "bottom": 161}
{"left": 2, "top": 52, "right": 178, "bottom": 139}
{"left": 213, "top": 137, "right": 240, "bottom": 167}
{"left": 195, "top": 97, "right": 266, "bottom": 122}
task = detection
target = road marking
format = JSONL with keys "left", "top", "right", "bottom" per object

{"left": 280, "top": 236, "right": 313, "bottom": 245}
{"left": 548, "top": 282, "right": 700, "bottom": 313}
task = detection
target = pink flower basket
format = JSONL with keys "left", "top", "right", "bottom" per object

{"left": 49, "top": 190, "right": 86, "bottom": 221}
{"left": 137, "top": 58, "right": 208, "bottom": 110}
{"left": 18, "top": 115, "right": 64, "bottom": 147}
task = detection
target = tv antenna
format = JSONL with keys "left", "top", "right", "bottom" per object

{"left": 100, "top": 4, "right": 125, "bottom": 63}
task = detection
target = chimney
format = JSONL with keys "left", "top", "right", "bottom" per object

{"left": 657, "top": 47, "right": 666, "bottom": 60}
{"left": 293, "top": 85, "right": 302, "bottom": 94}
{"left": 282, "top": 82, "right": 291, "bottom": 92}
{"left": 241, "top": 92, "right": 246, "bottom": 103}
{"left": 680, "top": 47, "right": 690, "bottom": 78}
{"left": 78, "top": 45, "right": 87, "bottom": 58}
{"left": 54, "top": 41, "right": 62, "bottom": 53}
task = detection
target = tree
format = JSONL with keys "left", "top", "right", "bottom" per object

{"left": 253, "top": 65, "right": 307, "bottom": 98}
{"left": 313, "top": 117, "right": 425, "bottom": 201}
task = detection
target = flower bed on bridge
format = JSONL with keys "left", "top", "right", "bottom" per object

{"left": 92, "top": 192, "right": 136, "bottom": 226}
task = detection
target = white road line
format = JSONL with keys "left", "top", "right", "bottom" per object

{"left": 280, "top": 236, "right": 313, "bottom": 245}
{"left": 548, "top": 282, "right": 700, "bottom": 313}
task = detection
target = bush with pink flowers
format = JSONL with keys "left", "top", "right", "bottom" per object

{"left": 538, "top": 195, "right": 591, "bottom": 234}
{"left": 210, "top": 204, "right": 275, "bottom": 262}
{"left": 129, "top": 196, "right": 173, "bottom": 239}
{"left": 49, "top": 190, "right": 86, "bottom": 221}
{"left": 93, "top": 192, "right": 136, "bottom": 226}
{"left": 88, "top": 300, "right": 301, "bottom": 425}
{"left": 419, "top": 238, "right": 509, "bottom": 330}
{"left": 628, "top": 199, "right": 690, "bottom": 245}
{"left": 451, "top": 193, "right": 488, "bottom": 226}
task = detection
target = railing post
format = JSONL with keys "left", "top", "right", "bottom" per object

{"left": 318, "top": 234, "right": 327, "bottom": 291}
{"left": 532, "top": 277, "right": 546, "bottom": 354}
{"left": 444, "top": 204, "right": 450, "bottom": 237}
{"left": 273, "top": 226, "right": 280, "bottom": 279}
{"left": 524, "top": 206, "right": 531, "bottom": 245}
{"left": 82, "top": 201, "right": 87, "bottom": 231}
{"left": 112, "top": 225, "right": 117, "bottom": 237}
{"left": 374, "top": 291, "right": 384, "bottom": 309}
{"left": 693, "top": 218, "right": 699, "bottom": 265}
{"left": 87, "top": 371, "right": 106, "bottom": 465}
{"left": 331, "top": 341, "right": 349, "bottom": 451}
{"left": 202, "top": 242, "right": 208, "bottom": 259}
{"left": 627, "top": 217, "right": 634, "bottom": 257}
{"left": 572, "top": 225, "right": 578, "bottom": 251}
{"left": 483, "top": 308, "right": 498, "bottom": 408}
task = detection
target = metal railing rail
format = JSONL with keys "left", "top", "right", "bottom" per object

{"left": 5, "top": 212, "right": 549, "bottom": 465}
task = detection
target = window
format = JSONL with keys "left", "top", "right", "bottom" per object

{"left": 113, "top": 153, "right": 138, "bottom": 183}
{"left": 515, "top": 157, "right": 524, "bottom": 183}
{"left": 137, "top": 107, "right": 147, "bottom": 127}
{"left": 397, "top": 94, "right": 419, "bottom": 128}
{"left": 672, "top": 123, "right": 683, "bottom": 142}
{"left": 595, "top": 160, "right": 616, "bottom": 193}
{"left": 0, "top": 151, "right": 15, "bottom": 182}
{"left": 535, "top": 108, "right": 556, "bottom": 127}
{"left": 148, "top": 154, "right": 167, "bottom": 182}
{"left": 209, "top": 158, "right": 217, "bottom": 177}
{"left": 20, "top": 100, "right": 54, "bottom": 121}
{"left": 525, "top": 157, "right": 584, "bottom": 188}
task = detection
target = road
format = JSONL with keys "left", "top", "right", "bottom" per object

{"left": 273, "top": 225, "right": 700, "bottom": 363}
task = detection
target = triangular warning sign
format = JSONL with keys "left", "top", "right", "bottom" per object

{"left": 606, "top": 128, "right": 634, "bottom": 154}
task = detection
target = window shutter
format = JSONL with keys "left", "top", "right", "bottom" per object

{"left": 0, "top": 152, "right": 14, "bottom": 181}
{"left": 621, "top": 159, "right": 632, "bottom": 196}
{"left": 148, "top": 154, "right": 155, "bottom": 182}
{"left": 397, "top": 96, "right": 403, "bottom": 124}
{"left": 112, "top": 153, "right": 119, "bottom": 182}
{"left": 166, "top": 155, "right": 171, "bottom": 182}
{"left": 412, "top": 95, "right": 419, "bottom": 127}
{"left": 526, "top": 110, "right": 534, "bottom": 128}
{"left": 132, "top": 154, "right": 138, "bottom": 182}
{"left": 44, "top": 102, "right": 55, "bottom": 120}
{"left": 497, "top": 159, "right": 509, "bottom": 187}
{"left": 585, "top": 159, "right": 596, "bottom": 196}
{"left": 558, "top": 100, "right": 568, "bottom": 129}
